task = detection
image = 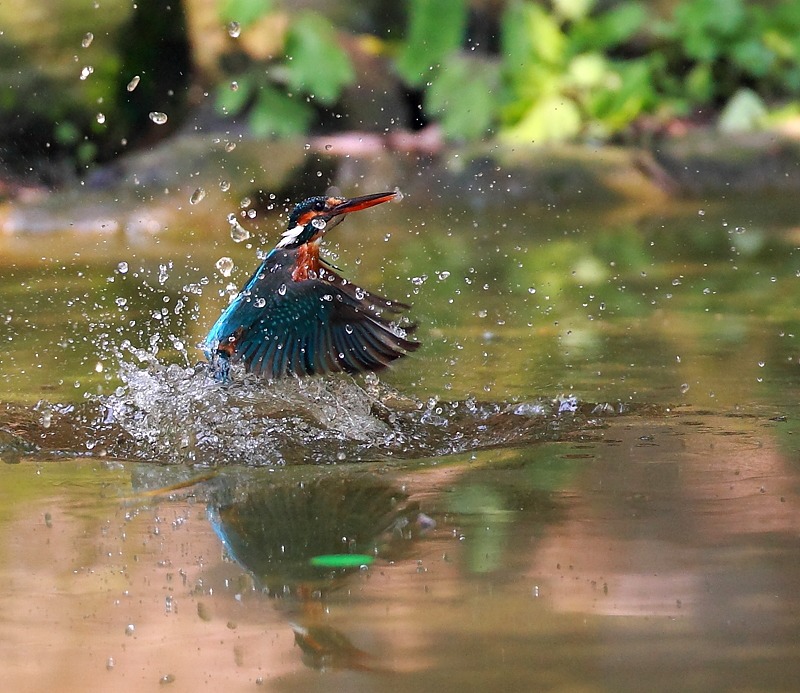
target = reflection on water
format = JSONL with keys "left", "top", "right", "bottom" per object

{"left": 3, "top": 194, "right": 800, "bottom": 689}
{"left": 2, "top": 407, "right": 800, "bottom": 690}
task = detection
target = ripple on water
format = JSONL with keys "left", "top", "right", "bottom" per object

{"left": 1, "top": 347, "right": 610, "bottom": 466}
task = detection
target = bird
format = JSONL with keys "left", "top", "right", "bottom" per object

{"left": 203, "top": 190, "right": 419, "bottom": 379}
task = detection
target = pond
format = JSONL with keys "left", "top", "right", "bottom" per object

{"left": 2, "top": 178, "right": 800, "bottom": 691}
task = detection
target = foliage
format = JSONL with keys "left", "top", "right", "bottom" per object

{"left": 395, "top": 0, "right": 800, "bottom": 143}
{"left": 215, "top": 7, "right": 354, "bottom": 137}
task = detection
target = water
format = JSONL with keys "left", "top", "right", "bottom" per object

{"left": 2, "top": 193, "right": 800, "bottom": 690}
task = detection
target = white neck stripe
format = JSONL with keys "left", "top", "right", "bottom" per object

{"left": 276, "top": 224, "right": 305, "bottom": 248}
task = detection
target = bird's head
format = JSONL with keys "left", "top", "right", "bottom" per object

{"left": 276, "top": 190, "right": 398, "bottom": 249}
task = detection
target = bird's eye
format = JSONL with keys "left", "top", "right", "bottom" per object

{"left": 313, "top": 200, "right": 325, "bottom": 211}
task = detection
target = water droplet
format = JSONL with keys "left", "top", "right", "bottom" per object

{"left": 159, "top": 673, "right": 175, "bottom": 685}
{"left": 239, "top": 196, "right": 251, "bottom": 208}
{"left": 225, "top": 141, "right": 236, "bottom": 152}
{"left": 680, "top": 383, "right": 690, "bottom": 394}
{"left": 79, "top": 66, "right": 94, "bottom": 81}
{"left": 228, "top": 216, "right": 250, "bottom": 242}
{"left": 311, "top": 217, "right": 326, "bottom": 230}
{"left": 106, "top": 657, "right": 115, "bottom": 671}
{"left": 126, "top": 75, "right": 141, "bottom": 92}
{"left": 230, "top": 81, "right": 239, "bottom": 91}
{"left": 278, "top": 284, "right": 287, "bottom": 296}
{"left": 219, "top": 180, "right": 230, "bottom": 192}
{"left": 189, "top": 187, "right": 206, "bottom": 205}
{"left": 227, "top": 21, "right": 241, "bottom": 38}
{"left": 125, "top": 623, "right": 135, "bottom": 636}
{"left": 436, "top": 270, "right": 450, "bottom": 281}
{"left": 392, "top": 186, "right": 404, "bottom": 202}
{"left": 117, "top": 261, "right": 129, "bottom": 274}
{"left": 215, "top": 257, "right": 234, "bottom": 277}
{"left": 758, "top": 361, "right": 765, "bottom": 367}
{"left": 411, "top": 275, "right": 427, "bottom": 286}
{"left": 158, "top": 263, "right": 169, "bottom": 285}
{"left": 344, "top": 324, "right": 353, "bottom": 334}
{"left": 81, "top": 32, "right": 94, "bottom": 48}
{"left": 325, "top": 144, "right": 332, "bottom": 151}
{"left": 698, "top": 209, "right": 705, "bottom": 216}
{"left": 254, "top": 297, "right": 266, "bottom": 308}
{"left": 149, "top": 111, "right": 168, "bottom": 125}
{"left": 96, "top": 112, "right": 106, "bottom": 124}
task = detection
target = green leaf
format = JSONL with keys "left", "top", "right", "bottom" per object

{"left": 570, "top": 2, "right": 648, "bottom": 53}
{"left": 284, "top": 13, "right": 355, "bottom": 104}
{"left": 552, "top": 0, "right": 595, "bottom": 22}
{"left": 500, "top": 95, "right": 582, "bottom": 144}
{"left": 731, "top": 38, "right": 776, "bottom": 78}
{"left": 215, "top": 75, "right": 255, "bottom": 116}
{"left": 219, "top": 0, "right": 273, "bottom": 28}
{"left": 685, "top": 62, "right": 714, "bottom": 103}
{"left": 396, "top": 0, "right": 468, "bottom": 86}
{"left": 718, "top": 88, "right": 767, "bottom": 133}
{"left": 249, "top": 84, "right": 313, "bottom": 137}
{"left": 502, "top": 0, "right": 566, "bottom": 74}
{"left": 586, "top": 59, "right": 655, "bottom": 131}
{"left": 425, "top": 54, "right": 500, "bottom": 140}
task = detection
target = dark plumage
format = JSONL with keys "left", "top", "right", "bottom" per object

{"left": 203, "top": 191, "right": 418, "bottom": 379}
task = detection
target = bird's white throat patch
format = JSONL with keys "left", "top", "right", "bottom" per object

{"left": 276, "top": 224, "right": 307, "bottom": 248}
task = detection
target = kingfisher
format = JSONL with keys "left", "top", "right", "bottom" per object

{"left": 203, "top": 190, "right": 419, "bottom": 379}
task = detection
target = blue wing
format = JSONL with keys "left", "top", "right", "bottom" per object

{"left": 204, "top": 256, "right": 418, "bottom": 379}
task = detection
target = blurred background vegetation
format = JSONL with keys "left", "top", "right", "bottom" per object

{"left": 0, "top": 0, "right": 799, "bottom": 187}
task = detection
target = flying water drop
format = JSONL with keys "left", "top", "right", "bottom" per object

{"left": 189, "top": 187, "right": 206, "bottom": 205}
{"left": 215, "top": 257, "right": 234, "bottom": 277}
{"left": 149, "top": 111, "right": 168, "bottom": 125}
{"left": 227, "top": 214, "right": 250, "bottom": 242}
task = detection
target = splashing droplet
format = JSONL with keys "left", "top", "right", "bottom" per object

{"left": 227, "top": 214, "right": 250, "bottom": 242}
{"left": 189, "top": 187, "right": 206, "bottom": 205}
{"left": 96, "top": 112, "right": 106, "bottom": 124}
{"left": 215, "top": 257, "right": 234, "bottom": 277}
{"left": 227, "top": 21, "right": 241, "bottom": 38}
{"left": 230, "top": 81, "right": 239, "bottom": 91}
{"left": 149, "top": 111, "right": 168, "bottom": 125}
{"left": 219, "top": 180, "right": 230, "bottom": 192}
{"left": 278, "top": 284, "right": 287, "bottom": 296}
{"left": 224, "top": 141, "right": 236, "bottom": 152}
{"left": 81, "top": 33, "right": 94, "bottom": 48}
{"left": 311, "top": 217, "right": 326, "bottom": 230}
{"left": 79, "top": 66, "right": 94, "bottom": 81}
{"left": 127, "top": 75, "right": 141, "bottom": 92}
{"left": 117, "top": 261, "right": 129, "bottom": 274}
{"left": 158, "top": 263, "right": 170, "bottom": 285}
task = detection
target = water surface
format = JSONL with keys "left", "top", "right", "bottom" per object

{"left": 2, "top": 189, "right": 800, "bottom": 691}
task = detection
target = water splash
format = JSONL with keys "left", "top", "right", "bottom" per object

{"left": 0, "top": 351, "right": 622, "bottom": 466}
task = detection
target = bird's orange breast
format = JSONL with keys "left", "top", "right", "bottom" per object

{"left": 291, "top": 241, "right": 321, "bottom": 282}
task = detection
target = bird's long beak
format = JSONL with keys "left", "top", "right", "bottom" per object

{"left": 329, "top": 191, "right": 397, "bottom": 217}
